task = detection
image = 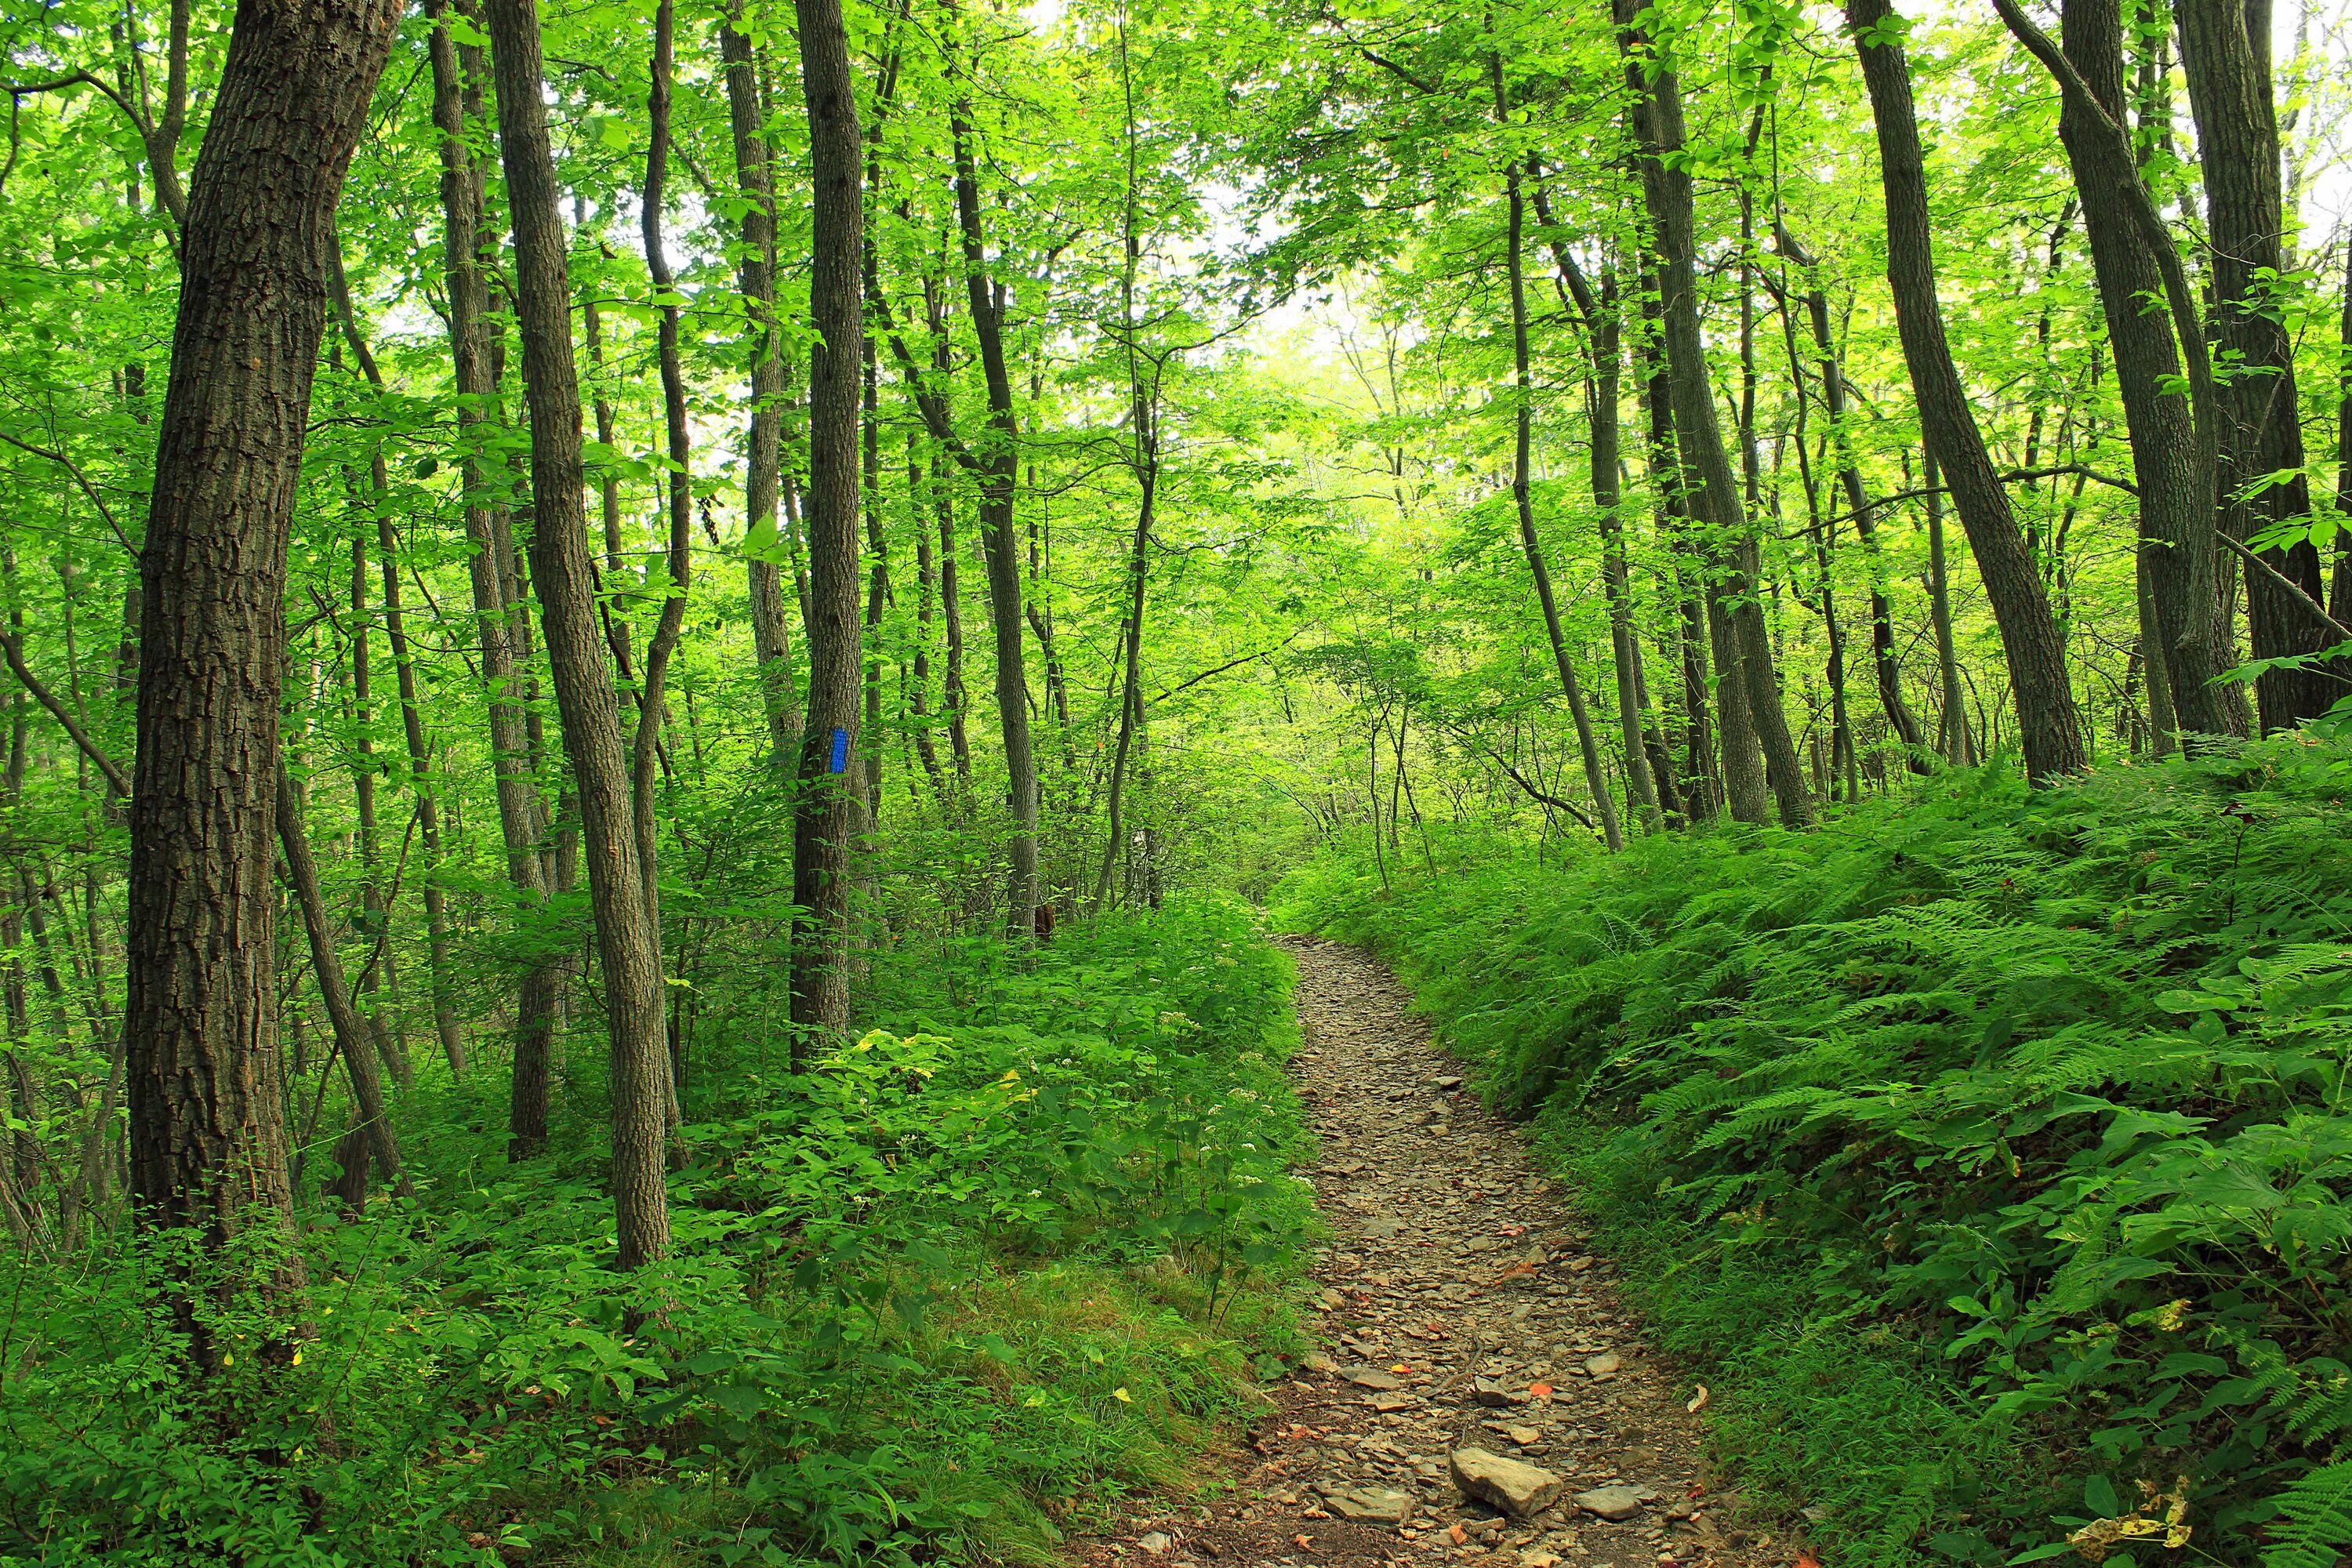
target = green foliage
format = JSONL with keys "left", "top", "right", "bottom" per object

{"left": 0, "top": 898, "right": 1312, "bottom": 1566}
{"left": 1279, "top": 741, "right": 2352, "bottom": 1564}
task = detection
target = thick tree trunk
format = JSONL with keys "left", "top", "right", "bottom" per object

{"left": 125, "top": 0, "right": 401, "bottom": 1338}
{"left": 787, "top": 0, "right": 865, "bottom": 1048}
{"left": 1612, "top": 4, "right": 1812, "bottom": 826}
{"left": 2176, "top": 0, "right": 2337, "bottom": 729}
{"left": 720, "top": 13, "right": 801, "bottom": 779}
{"left": 486, "top": 0, "right": 670, "bottom": 1267}
{"left": 1848, "top": 0, "right": 2088, "bottom": 780}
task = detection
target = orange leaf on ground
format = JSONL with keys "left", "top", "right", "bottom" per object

{"left": 1529, "top": 1382, "right": 1555, "bottom": 1399}
{"left": 1795, "top": 1553, "right": 1822, "bottom": 1568}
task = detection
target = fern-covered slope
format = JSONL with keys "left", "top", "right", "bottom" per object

{"left": 1279, "top": 742, "right": 2352, "bottom": 1566}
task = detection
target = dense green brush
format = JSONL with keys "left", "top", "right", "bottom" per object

{"left": 1277, "top": 739, "right": 2352, "bottom": 1567}
{"left": 0, "top": 897, "right": 1315, "bottom": 1567}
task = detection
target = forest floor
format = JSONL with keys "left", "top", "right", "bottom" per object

{"left": 1076, "top": 938, "right": 1791, "bottom": 1568}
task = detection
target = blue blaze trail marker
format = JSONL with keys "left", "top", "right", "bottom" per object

{"left": 828, "top": 726, "right": 850, "bottom": 775}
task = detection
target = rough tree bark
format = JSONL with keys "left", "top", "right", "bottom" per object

{"left": 485, "top": 0, "right": 670, "bottom": 1266}
{"left": 125, "top": 0, "right": 403, "bottom": 1342}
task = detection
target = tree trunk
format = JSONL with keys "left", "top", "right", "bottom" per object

{"left": 2034, "top": 0, "right": 2234, "bottom": 741}
{"left": 635, "top": 0, "right": 692, "bottom": 1123}
{"left": 2176, "top": 0, "right": 2338, "bottom": 729}
{"left": 1493, "top": 102, "right": 1621, "bottom": 850}
{"left": 276, "top": 770, "right": 408, "bottom": 1200}
{"left": 946, "top": 87, "right": 1043, "bottom": 935}
{"left": 426, "top": 2, "right": 561, "bottom": 1156}
{"left": 327, "top": 241, "right": 465, "bottom": 1076}
{"left": 786, "top": 0, "right": 865, "bottom": 1048}
{"left": 719, "top": 11, "right": 801, "bottom": 779}
{"left": 1640, "top": 307, "right": 1720, "bottom": 822}
{"left": 1779, "top": 227, "right": 1928, "bottom": 768}
{"left": 1925, "top": 452, "right": 1977, "bottom": 766}
{"left": 125, "top": 0, "right": 400, "bottom": 1341}
{"left": 1612, "top": 5, "right": 1812, "bottom": 826}
{"left": 1848, "top": 0, "right": 2088, "bottom": 780}
{"left": 486, "top": 0, "right": 670, "bottom": 1267}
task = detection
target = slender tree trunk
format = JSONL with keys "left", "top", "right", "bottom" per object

{"left": 786, "top": 0, "right": 865, "bottom": 1047}
{"left": 1849, "top": 0, "right": 2088, "bottom": 780}
{"left": 946, "top": 85, "right": 1043, "bottom": 935}
{"left": 125, "top": 0, "right": 400, "bottom": 1341}
{"left": 2177, "top": 0, "right": 2337, "bottom": 730}
{"left": 720, "top": 11, "right": 801, "bottom": 779}
{"left": 427, "top": 2, "right": 561, "bottom": 1156}
{"left": 1612, "top": 8, "right": 1812, "bottom": 826}
{"left": 276, "top": 771, "right": 408, "bottom": 1200}
{"left": 486, "top": 0, "right": 670, "bottom": 1267}
{"left": 1779, "top": 227, "right": 1928, "bottom": 767}
{"left": 1493, "top": 101, "right": 1621, "bottom": 849}
{"left": 1925, "top": 453, "right": 1976, "bottom": 767}
{"left": 1639, "top": 307, "right": 1721, "bottom": 822}
{"left": 2136, "top": 546, "right": 2180, "bottom": 757}
{"left": 935, "top": 458, "right": 974, "bottom": 785}
{"left": 635, "top": 0, "right": 693, "bottom": 1123}
{"left": 327, "top": 243, "right": 466, "bottom": 1076}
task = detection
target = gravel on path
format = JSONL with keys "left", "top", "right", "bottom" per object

{"left": 1075, "top": 938, "right": 1791, "bottom": 1568}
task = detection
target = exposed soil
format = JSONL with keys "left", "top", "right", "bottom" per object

{"left": 1076, "top": 938, "right": 1790, "bottom": 1568}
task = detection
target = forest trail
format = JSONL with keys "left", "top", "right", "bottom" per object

{"left": 1081, "top": 938, "right": 1783, "bottom": 1568}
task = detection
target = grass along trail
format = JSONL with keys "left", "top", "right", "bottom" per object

{"left": 1083, "top": 938, "right": 1789, "bottom": 1568}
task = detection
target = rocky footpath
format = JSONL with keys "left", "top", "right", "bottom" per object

{"left": 1078, "top": 938, "right": 1788, "bottom": 1568}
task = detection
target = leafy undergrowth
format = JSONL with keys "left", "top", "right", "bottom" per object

{"left": 1276, "top": 740, "right": 2352, "bottom": 1567}
{"left": 0, "top": 895, "right": 1315, "bottom": 1566}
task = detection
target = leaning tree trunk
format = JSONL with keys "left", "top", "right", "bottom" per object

{"left": 276, "top": 770, "right": 410, "bottom": 1201}
{"left": 1849, "top": 0, "right": 2088, "bottom": 781}
{"left": 2176, "top": 0, "right": 2338, "bottom": 730}
{"left": 787, "top": 0, "right": 866, "bottom": 1049}
{"left": 1612, "top": 3, "right": 1812, "bottom": 827}
{"left": 1492, "top": 102, "right": 1621, "bottom": 850}
{"left": 485, "top": 0, "right": 671, "bottom": 1269}
{"left": 124, "top": 0, "right": 402, "bottom": 1348}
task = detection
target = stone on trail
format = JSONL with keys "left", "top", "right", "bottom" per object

{"left": 1343, "top": 1366, "right": 1403, "bottom": 1390}
{"left": 1583, "top": 1352, "right": 1623, "bottom": 1377}
{"left": 1448, "top": 1446, "right": 1564, "bottom": 1518}
{"left": 1138, "top": 1532, "right": 1175, "bottom": 1554}
{"left": 1570, "top": 1485, "right": 1646, "bottom": 1521}
{"left": 1472, "top": 1374, "right": 1525, "bottom": 1407}
{"left": 1322, "top": 1484, "right": 1417, "bottom": 1525}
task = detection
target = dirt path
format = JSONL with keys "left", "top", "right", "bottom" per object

{"left": 1083, "top": 938, "right": 1782, "bottom": 1568}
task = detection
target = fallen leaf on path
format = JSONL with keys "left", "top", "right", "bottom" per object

{"left": 1529, "top": 1381, "right": 1555, "bottom": 1399}
{"left": 1794, "top": 1554, "right": 1821, "bottom": 1568}
{"left": 1447, "top": 1525, "right": 1468, "bottom": 1546}
{"left": 1293, "top": 1536, "right": 1313, "bottom": 1549}
{"left": 1686, "top": 1384, "right": 1711, "bottom": 1414}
